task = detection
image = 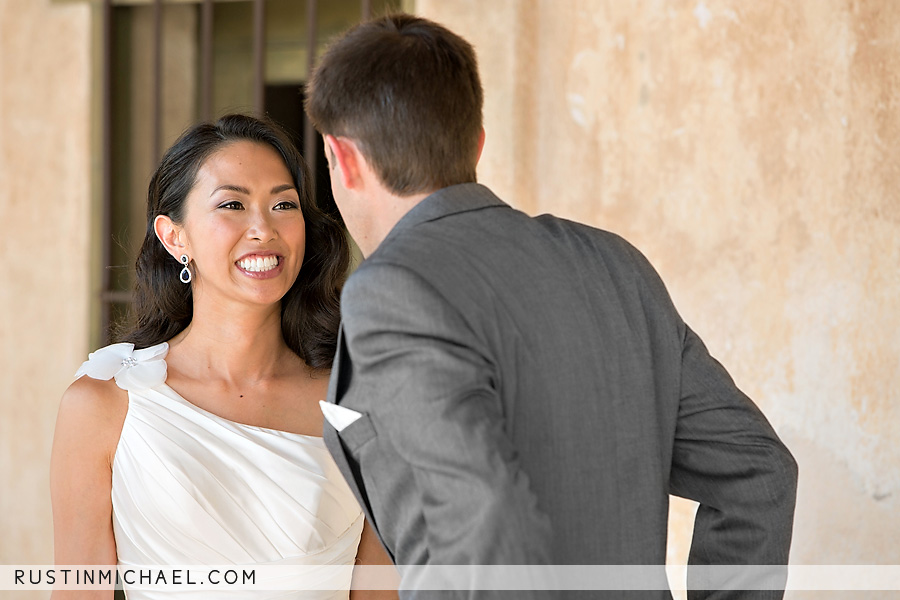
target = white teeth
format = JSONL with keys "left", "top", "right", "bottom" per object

{"left": 238, "top": 256, "right": 279, "bottom": 272}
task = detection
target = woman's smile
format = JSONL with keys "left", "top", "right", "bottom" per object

{"left": 236, "top": 253, "right": 284, "bottom": 278}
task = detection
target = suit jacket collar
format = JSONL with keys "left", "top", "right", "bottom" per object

{"left": 376, "top": 183, "right": 506, "bottom": 254}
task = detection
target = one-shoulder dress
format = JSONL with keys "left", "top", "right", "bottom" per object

{"left": 75, "top": 342, "right": 364, "bottom": 599}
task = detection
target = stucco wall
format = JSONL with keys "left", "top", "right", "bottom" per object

{"left": 418, "top": 0, "right": 900, "bottom": 592}
{"left": 0, "top": 0, "right": 93, "bottom": 583}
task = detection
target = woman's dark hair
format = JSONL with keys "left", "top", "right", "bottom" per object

{"left": 124, "top": 113, "right": 350, "bottom": 369}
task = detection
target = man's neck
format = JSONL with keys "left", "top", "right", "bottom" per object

{"left": 353, "top": 189, "right": 433, "bottom": 258}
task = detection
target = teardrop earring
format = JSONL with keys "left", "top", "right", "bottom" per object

{"left": 179, "top": 254, "right": 192, "bottom": 284}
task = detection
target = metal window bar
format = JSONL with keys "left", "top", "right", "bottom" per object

{"left": 200, "top": 0, "right": 214, "bottom": 121}
{"left": 152, "top": 0, "right": 162, "bottom": 163}
{"left": 99, "top": 0, "right": 377, "bottom": 343}
{"left": 99, "top": 0, "right": 114, "bottom": 344}
{"left": 253, "top": 0, "right": 266, "bottom": 116}
{"left": 303, "top": 0, "right": 318, "bottom": 187}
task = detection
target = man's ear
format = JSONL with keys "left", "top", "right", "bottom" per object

{"left": 153, "top": 215, "right": 186, "bottom": 260}
{"left": 475, "top": 128, "right": 486, "bottom": 165}
{"left": 324, "top": 134, "right": 364, "bottom": 191}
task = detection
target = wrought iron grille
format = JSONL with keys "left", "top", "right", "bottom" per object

{"left": 97, "top": 0, "right": 397, "bottom": 343}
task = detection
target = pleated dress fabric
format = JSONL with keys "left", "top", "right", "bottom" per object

{"left": 75, "top": 343, "right": 364, "bottom": 599}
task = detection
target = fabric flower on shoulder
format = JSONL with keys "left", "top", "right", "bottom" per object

{"left": 75, "top": 342, "right": 169, "bottom": 391}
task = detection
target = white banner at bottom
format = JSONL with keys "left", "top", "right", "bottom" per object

{"left": 3, "top": 565, "right": 900, "bottom": 591}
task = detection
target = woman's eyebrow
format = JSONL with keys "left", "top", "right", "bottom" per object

{"left": 271, "top": 184, "right": 297, "bottom": 194}
{"left": 211, "top": 184, "right": 250, "bottom": 196}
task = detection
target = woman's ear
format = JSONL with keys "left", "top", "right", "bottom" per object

{"left": 153, "top": 215, "right": 186, "bottom": 260}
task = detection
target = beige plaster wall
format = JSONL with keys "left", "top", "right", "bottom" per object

{"left": 0, "top": 0, "right": 93, "bottom": 587}
{"left": 418, "top": 0, "right": 900, "bottom": 592}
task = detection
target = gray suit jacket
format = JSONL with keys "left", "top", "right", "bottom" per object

{"left": 323, "top": 183, "right": 797, "bottom": 599}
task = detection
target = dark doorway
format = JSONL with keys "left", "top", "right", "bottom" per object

{"left": 265, "top": 83, "right": 340, "bottom": 224}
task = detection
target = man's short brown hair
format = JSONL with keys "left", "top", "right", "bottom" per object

{"left": 305, "top": 13, "right": 484, "bottom": 196}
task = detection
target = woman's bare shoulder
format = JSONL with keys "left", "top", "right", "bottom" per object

{"left": 56, "top": 376, "right": 129, "bottom": 446}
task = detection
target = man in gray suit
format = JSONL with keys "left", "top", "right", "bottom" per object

{"left": 306, "top": 13, "right": 797, "bottom": 599}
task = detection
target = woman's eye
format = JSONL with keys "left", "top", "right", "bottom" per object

{"left": 274, "top": 200, "right": 299, "bottom": 210}
{"left": 218, "top": 200, "right": 243, "bottom": 210}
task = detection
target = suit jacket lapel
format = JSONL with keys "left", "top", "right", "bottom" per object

{"left": 323, "top": 325, "right": 388, "bottom": 555}
{"left": 322, "top": 421, "right": 374, "bottom": 524}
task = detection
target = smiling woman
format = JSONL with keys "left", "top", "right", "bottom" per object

{"left": 126, "top": 114, "right": 347, "bottom": 368}
{"left": 153, "top": 139, "right": 308, "bottom": 315}
{"left": 49, "top": 114, "right": 395, "bottom": 600}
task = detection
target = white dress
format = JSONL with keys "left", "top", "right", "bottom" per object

{"left": 76, "top": 342, "right": 364, "bottom": 599}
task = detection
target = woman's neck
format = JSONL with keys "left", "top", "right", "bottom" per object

{"left": 166, "top": 298, "right": 298, "bottom": 385}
